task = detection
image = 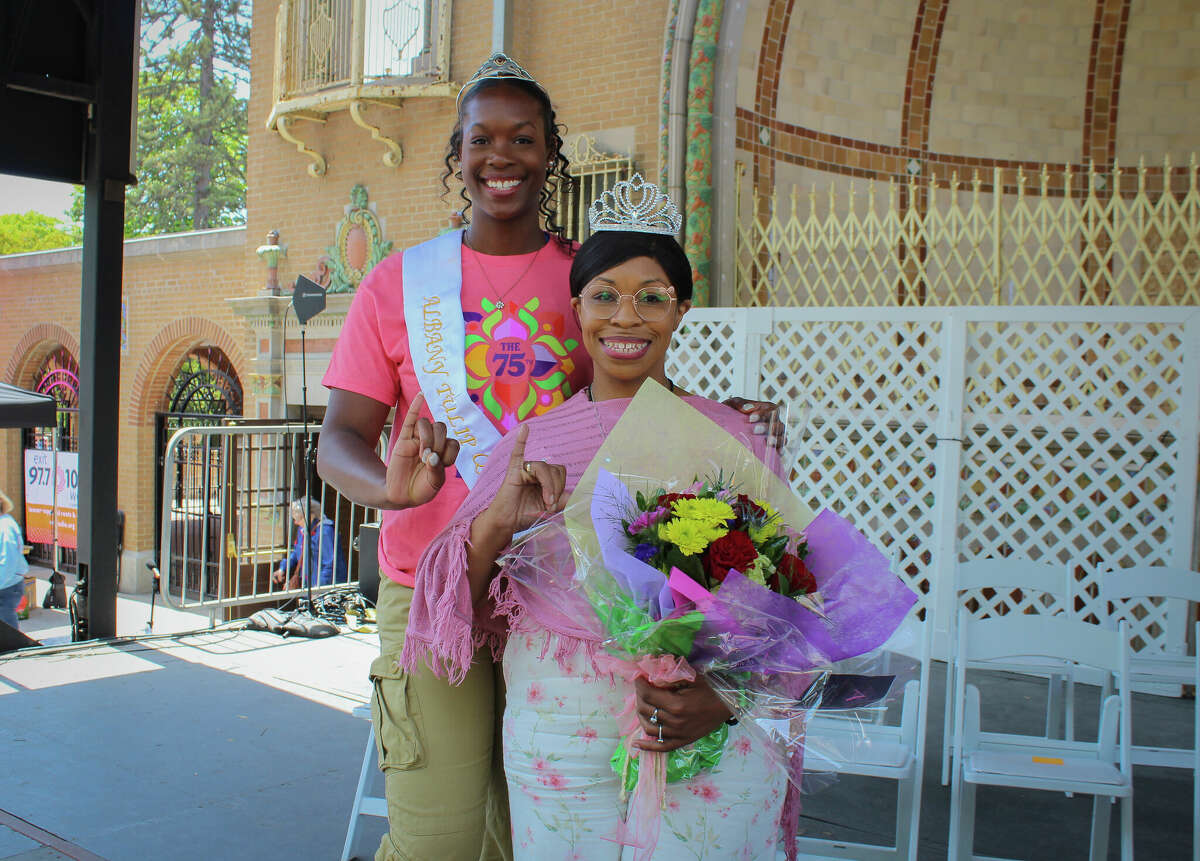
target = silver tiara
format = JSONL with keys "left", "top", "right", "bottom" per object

{"left": 456, "top": 52, "right": 546, "bottom": 108}
{"left": 588, "top": 174, "right": 683, "bottom": 236}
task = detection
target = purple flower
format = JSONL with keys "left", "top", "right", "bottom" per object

{"left": 633, "top": 543, "right": 658, "bottom": 563}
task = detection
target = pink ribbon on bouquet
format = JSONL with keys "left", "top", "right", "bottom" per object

{"left": 593, "top": 651, "right": 697, "bottom": 860}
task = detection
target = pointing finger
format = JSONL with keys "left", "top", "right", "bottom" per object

{"left": 507, "top": 425, "right": 531, "bottom": 475}
{"left": 399, "top": 392, "right": 426, "bottom": 440}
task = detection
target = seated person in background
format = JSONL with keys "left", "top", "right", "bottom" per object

{"left": 273, "top": 497, "right": 348, "bottom": 588}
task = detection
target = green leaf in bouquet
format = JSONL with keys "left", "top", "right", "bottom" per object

{"left": 759, "top": 534, "right": 790, "bottom": 565}
{"left": 634, "top": 611, "right": 705, "bottom": 656}
{"left": 663, "top": 546, "right": 707, "bottom": 585}
{"left": 611, "top": 723, "right": 731, "bottom": 792}
{"left": 636, "top": 490, "right": 648, "bottom": 510}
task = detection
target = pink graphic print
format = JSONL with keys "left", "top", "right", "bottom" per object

{"left": 463, "top": 297, "right": 579, "bottom": 432}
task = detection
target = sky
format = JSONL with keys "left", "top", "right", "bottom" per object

{"left": 0, "top": 174, "right": 77, "bottom": 220}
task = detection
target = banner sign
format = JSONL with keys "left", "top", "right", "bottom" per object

{"left": 23, "top": 449, "right": 78, "bottom": 549}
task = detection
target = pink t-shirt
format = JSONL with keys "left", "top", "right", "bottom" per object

{"left": 323, "top": 235, "right": 591, "bottom": 586}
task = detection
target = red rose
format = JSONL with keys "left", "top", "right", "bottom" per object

{"left": 775, "top": 554, "right": 817, "bottom": 595}
{"left": 657, "top": 492, "right": 697, "bottom": 511}
{"left": 703, "top": 530, "right": 758, "bottom": 585}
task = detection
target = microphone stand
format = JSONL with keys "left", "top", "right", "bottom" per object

{"left": 299, "top": 321, "right": 315, "bottom": 615}
{"left": 288, "top": 275, "right": 326, "bottom": 624}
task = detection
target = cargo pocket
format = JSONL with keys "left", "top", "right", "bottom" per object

{"left": 369, "top": 653, "right": 425, "bottom": 771}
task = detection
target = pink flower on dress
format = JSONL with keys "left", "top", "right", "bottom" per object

{"left": 688, "top": 778, "right": 721, "bottom": 803}
{"left": 554, "top": 695, "right": 567, "bottom": 709}
{"left": 526, "top": 682, "right": 545, "bottom": 704}
{"left": 532, "top": 757, "right": 566, "bottom": 789}
{"left": 575, "top": 726, "right": 598, "bottom": 743}
{"left": 732, "top": 736, "right": 752, "bottom": 755}
{"left": 666, "top": 797, "right": 680, "bottom": 812}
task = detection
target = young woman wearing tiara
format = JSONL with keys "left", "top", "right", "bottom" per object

{"left": 319, "top": 56, "right": 774, "bottom": 860}
{"left": 402, "top": 175, "right": 788, "bottom": 859}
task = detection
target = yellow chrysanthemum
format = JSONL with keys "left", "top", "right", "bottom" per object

{"left": 748, "top": 499, "right": 780, "bottom": 543}
{"left": 671, "top": 497, "right": 735, "bottom": 527}
{"left": 658, "top": 518, "right": 728, "bottom": 556}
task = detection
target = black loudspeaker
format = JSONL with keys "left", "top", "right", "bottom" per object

{"left": 357, "top": 522, "right": 381, "bottom": 606}
{"left": 0, "top": 619, "right": 40, "bottom": 653}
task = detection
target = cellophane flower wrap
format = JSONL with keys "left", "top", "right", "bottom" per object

{"left": 497, "top": 382, "right": 917, "bottom": 859}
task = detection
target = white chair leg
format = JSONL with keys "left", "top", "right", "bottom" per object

{"left": 1120, "top": 796, "right": 1134, "bottom": 861}
{"left": 957, "top": 779, "right": 977, "bottom": 861}
{"left": 1194, "top": 696, "right": 1199, "bottom": 861}
{"left": 942, "top": 658, "right": 954, "bottom": 785}
{"left": 894, "top": 771, "right": 915, "bottom": 856}
{"left": 341, "top": 726, "right": 379, "bottom": 861}
{"left": 947, "top": 761, "right": 962, "bottom": 861}
{"left": 1088, "top": 795, "right": 1112, "bottom": 861}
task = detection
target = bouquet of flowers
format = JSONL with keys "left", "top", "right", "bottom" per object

{"left": 623, "top": 473, "right": 819, "bottom": 602}
{"left": 502, "top": 381, "right": 917, "bottom": 858}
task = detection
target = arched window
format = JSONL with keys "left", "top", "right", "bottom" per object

{"left": 24, "top": 346, "right": 80, "bottom": 570}
{"left": 34, "top": 346, "right": 80, "bottom": 408}
{"left": 164, "top": 345, "right": 243, "bottom": 417}
{"left": 156, "top": 346, "right": 243, "bottom": 597}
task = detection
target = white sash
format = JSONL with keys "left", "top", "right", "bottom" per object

{"left": 402, "top": 230, "right": 502, "bottom": 488}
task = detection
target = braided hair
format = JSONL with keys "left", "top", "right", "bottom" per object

{"left": 440, "top": 78, "right": 575, "bottom": 253}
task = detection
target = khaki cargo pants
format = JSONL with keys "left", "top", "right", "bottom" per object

{"left": 370, "top": 576, "right": 512, "bottom": 861}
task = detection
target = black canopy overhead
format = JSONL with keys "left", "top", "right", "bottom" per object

{"left": 0, "top": 383, "right": 57, "bottom": 428}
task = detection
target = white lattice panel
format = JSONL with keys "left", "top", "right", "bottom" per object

{"left": 672, "top": 310, "right": 947, "bottom": 617}
{"left": 762, "top": 317, "right": 942, "bottom": 616}
{"left": 668, "top": 314, "right": 747, "bottom": 402}
{"left": 958, "top": 315, "right": 1194, "bottom": 652}
{"left": 671, "top": 307, "right": 1200, "bottom": 657}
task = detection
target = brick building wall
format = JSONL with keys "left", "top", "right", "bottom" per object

{"left": 0, "top": 229, "right": 251, "bottom": 572}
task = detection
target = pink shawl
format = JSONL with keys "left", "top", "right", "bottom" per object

{"left": 399, "top": 390, "right": 774, "bottom": 683}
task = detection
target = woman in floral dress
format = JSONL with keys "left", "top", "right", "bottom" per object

{"left": 402, "top": 195, "right": 788, "bottom": 858}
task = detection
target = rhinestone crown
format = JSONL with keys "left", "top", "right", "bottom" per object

{"left": 588, "top": 173, "right": 683, "bottom": 237}
{"left": 457, "top": 52, "right": 546, "bottom": 108}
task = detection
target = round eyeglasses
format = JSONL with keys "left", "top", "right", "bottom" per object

{"left": 578, "top": 285, "right": 677, "bottom": 322}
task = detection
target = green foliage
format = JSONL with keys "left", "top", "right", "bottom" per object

{"left": 0, "top": 212, "right": 80, "bottom": 255}
{"left": 66, "top": 0, "right": 250, "bottom": 238}
{"left": 126, "top": 64, "right": 248, "bottom": 235}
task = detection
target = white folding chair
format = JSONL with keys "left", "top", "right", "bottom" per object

{"left": 941, "top": 558, "right": 1076, "bottom": 785}
{"left": 341, "top": 704, "right": 387, "bottom": 861}
{"left": 1103, "top": 564, "right": 1200, "bottom": 857}
{"left": 946, "top": 613, "right": 1133, "bottom": 861}
{"left": 795, "top": 612, "right": 932, "bottom": 859}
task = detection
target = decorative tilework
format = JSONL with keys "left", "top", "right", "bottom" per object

{"left": 1083, "top": 0, "right": 1132, "bottom": 168}
{"left": 659, "top": 0, "right": 681, "bottom": 190}
{"left": 752, "top": 0, "right": 795, "bottom": 194}
{"left": 735, "top": 106, "right": 1192, "bottom": 198}
{"left": 684, "top": 0, "right": 724, "bottom": 306}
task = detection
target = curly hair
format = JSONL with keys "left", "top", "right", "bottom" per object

{"left": 440, "top": 78, "right": 575, "bottom": 253}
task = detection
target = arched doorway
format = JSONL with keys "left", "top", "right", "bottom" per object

{"left": 23, "top": 346, "right": 80, "bottom": 571}
{"left": 155, "top": 346, "right": 243, "bottom": 596}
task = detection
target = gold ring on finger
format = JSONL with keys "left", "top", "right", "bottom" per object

{"left": 523, "top": 461, "right": 535, "bottom": 474}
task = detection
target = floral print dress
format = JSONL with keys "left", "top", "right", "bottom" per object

{"left": 502, "top": 626, "right": 786, "bottom": 860}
